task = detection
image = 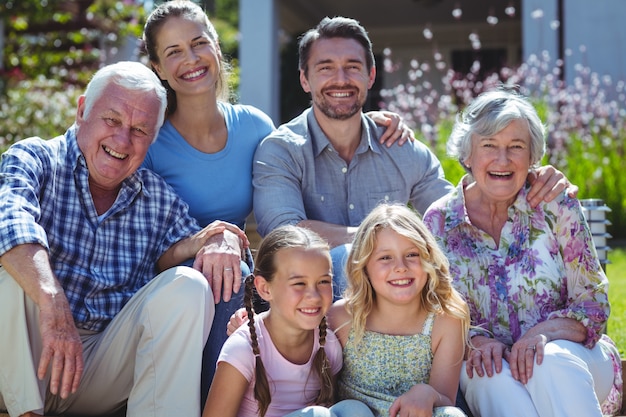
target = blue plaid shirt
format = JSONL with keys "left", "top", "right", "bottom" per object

{"left": 0, "top": 126, "right": 201, "bottom": 332}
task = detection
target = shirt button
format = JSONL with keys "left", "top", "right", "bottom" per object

{"left": 349, "top": 204, "right": 355, "bottom": 210}
{"left": 320, "top": 196, "right": 325, "bottom": 202}
{"left": 384, "top": 195, "right": 390, "bottom": 201}
{"left": 341, "top": 167, "right": 347, "bottom": 174}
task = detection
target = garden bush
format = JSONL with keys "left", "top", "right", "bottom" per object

{"left": 0, "top": 77, "right": 81, "bottom": 150}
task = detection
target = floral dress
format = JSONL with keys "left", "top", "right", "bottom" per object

{"left": 423, "top": 177, "right": 623, "bottom": 415}
{"left": 338, "top": 312, "right": 466, "bottom": 417}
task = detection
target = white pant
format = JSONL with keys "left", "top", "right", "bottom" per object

{"left": 283, "top": 399, "right": 375, "bottom": 417}
{"left": 0, "top": 266, "right": 214, "bottom": 417}
{"left": 461, "top": 339, "right": 615, "bottom": 417}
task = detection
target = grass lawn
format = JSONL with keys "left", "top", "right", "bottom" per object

{"left": 606, "top": 244, "right": 626, "bottom": 357}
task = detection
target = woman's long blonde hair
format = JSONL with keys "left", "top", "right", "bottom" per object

{"left": 345, "top": 203, "right": 470, "bottom": 346}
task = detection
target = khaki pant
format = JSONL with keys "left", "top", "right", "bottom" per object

{"left": 0, "top": 266, "right": 214, "bottom": 417}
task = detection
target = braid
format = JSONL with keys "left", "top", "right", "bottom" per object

{"left": 244, "top": 274, "right": 271, "bottom": 417}
{"left": 312, "top": 316, "right": 334, "bottom": 406}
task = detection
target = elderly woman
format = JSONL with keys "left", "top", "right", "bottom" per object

{"left": 423, "top": 89, "right": 622, "bottom": 417}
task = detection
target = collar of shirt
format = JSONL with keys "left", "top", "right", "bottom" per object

{"left": 66, "top": 124, "right": 149, "bottom": 222}
{"left": 305, "top": 108, "right": 382, "bottom": 158}
{"left": 444, "top": 175, "right": 532, "bottom": 232}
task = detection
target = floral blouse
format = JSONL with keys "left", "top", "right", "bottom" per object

{"left": 422, "top": 176, "right": 610, "bottom": 348}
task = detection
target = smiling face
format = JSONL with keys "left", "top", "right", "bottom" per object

{"left": 75, "top": 82, "right": 162, "bottom": 192}
{"left": 299, "top": 37, "right": 375, "bottom": 121}
{"left": 465, "top": 118, "right": 532, "bottom": 204}
{"left": 151, "top": 16, "right": 221, "bottom": 99}
{"left": 365, "top": 228, "right": 427, "bottom": 306}
{"left": 256, "top": 246, "right": 333, "bottom": 332}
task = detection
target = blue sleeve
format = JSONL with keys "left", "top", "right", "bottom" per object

{"left": 241, "top": 104, "right": 276, "bottom": 137}
{"left": 252, "top": 131, "right": 307, "bottom": 237}
{"left": 0, "top": 138, "right": 54, "bottom": 255}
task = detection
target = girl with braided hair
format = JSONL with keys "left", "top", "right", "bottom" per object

{"left": 329, "top": 203, "right": 470, "bottom": 417}
{"left": 203, "top": 225, "right": 373, "bottom": 417}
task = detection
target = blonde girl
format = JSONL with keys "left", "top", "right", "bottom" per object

{"left": 203, "top": 225, "right": 373, "bottom": 417}
{"left": 328, "top": 203, "right": 470, "bottom": 417}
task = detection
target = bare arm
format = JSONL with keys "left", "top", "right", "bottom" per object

{"left": 327, "top": 300, "right": 351, "bottom": 346}
{"left": 388, "top": 314, "right": 463, "bottom": 416}
{"left": 0, "top": 243, "right": 83, "bottom": 399}
{"left": 297, "top": 219, "right": 358, "bottom": 248}
{"left": 428, "top": 314, "right": 465, "bottom": 406}
{"left": 202, "top": 361, "right": 249, "bottom": 417}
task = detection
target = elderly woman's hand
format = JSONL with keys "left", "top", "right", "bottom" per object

{"left": 506, "top": 334, "right": 548, "bottom": 384}
{"left": 465, "top": 336, "right": 509, "bottom": 378}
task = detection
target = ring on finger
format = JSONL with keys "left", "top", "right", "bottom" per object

{"left": 224, "top": 267, "right": 233, "bottom": 271}
{"left": 526, "top": 345, "right": 536, "bottom": 352}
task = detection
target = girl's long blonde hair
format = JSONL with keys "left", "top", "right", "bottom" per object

{"left": 345, "top": 203, "right": 470, "bottom": 346}
{"left": 244, "top": 225, "right": 334, "bottom": 417}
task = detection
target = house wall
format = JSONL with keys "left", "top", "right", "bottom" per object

{"left": 523, "top": 0, "right": 626, "bottom": 85}
{"left": 374, "top": 20, "right": 523, "bottom": 93}
{"left": 239, "top": 0, "right": 280, "bottom": 122}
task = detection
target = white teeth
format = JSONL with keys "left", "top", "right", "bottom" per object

{"left": 183, "top": 68, "right": 206, "bottom": 79}
{"left": 300, "top": 308, "right": 320, "bottom": 314}
{"left": 490, "top": 172, "right": 512, "bottom": 176}
{"left": 330, "top": 92, "right": 351, "bottom": 97}
{"left": 103, "top": 146, "right": 127, "bottom": 160}
{"left": 391, "top": 279, "right": 411, "bottom": 285}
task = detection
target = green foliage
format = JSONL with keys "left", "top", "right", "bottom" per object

{"left": 1, "top": 0, "right": 147, "bottom": 89}
{"left": 607, "top": 246, "right": 626, "bottom": 356}
{"left": 560, "top": 130, "right": 625, "bottom": 236}
{"left": 426, "top": 117, "right": 466, "bottom": 186}
{"left": 0, "top": 0, "right": 242, "bottom": 144}
{"left": 215, "top": 0, "right": 239, "bottom": 27}
{"left": 0, "top": 77, "right": 81, "bottom": 150}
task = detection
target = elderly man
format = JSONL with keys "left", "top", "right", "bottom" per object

{"left": 0, "top": 61, "right": 247, "bottom": 417}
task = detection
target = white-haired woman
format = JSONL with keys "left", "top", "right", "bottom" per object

{"left": 423, "top": 88, "right": 622, "bottom": 417}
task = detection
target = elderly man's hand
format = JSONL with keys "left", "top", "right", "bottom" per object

{"left": 38, "top": 293, "right": 84, "bottom": 399}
